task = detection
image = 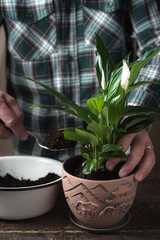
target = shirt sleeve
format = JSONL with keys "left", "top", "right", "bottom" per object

{"left": 0, "top": 16, "right": 3, "bottom": 26}
{"left": 127, "top": 0, "right": 160, "bottom": 108}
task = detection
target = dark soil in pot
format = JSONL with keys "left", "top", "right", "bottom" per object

{"left": 0, "top": 172, "right": 60, "bottom": 187}
{"left": 74, "top": 162, "right": 126, "bottom": 180}
{"left": 43, "top": 130, "right": 76, "bottom": 150}
{"left": 64, "top": 155, "right": 137, "bottom": 181}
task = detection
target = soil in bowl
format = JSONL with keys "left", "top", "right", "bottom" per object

{"left": 43, "top": 130, "right": 76, "bottom": 150}
{"left": 0, "top": 172, "right": 60, "bottom": 187}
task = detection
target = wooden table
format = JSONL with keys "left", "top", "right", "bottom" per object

{"left": 0, "top": 161, "right": 160, "bottom": 240}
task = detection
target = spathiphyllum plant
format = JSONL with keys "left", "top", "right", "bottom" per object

{"left": 24, "top": 34, "right": 160, "bottom": 176}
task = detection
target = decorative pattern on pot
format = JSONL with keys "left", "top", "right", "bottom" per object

{"left": 62, "top": 163, "right": 138, "bottom": 229}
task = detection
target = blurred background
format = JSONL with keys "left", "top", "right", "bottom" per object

{"left": 0, "top": 25, "right": 160, "bottom": 162}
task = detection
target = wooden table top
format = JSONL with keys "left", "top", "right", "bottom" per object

{"left": 0, "top": 161, "right": 160, "bottom": 240}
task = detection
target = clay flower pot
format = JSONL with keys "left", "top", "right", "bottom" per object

{"left": 62, "top": 155, "right": 138, "bottom": 231}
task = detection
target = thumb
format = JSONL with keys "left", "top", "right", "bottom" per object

{"left": 106, "top": 133, "right": 135, "bottom": 171}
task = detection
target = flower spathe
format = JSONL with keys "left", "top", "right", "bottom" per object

{"left": 121, "top": 60, "right": 130, "bottom": 91}
{"left": 101, "top": 68, "right": 106, "bottom": 90}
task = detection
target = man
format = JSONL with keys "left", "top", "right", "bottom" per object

{"left": 0, "top": 0, "right": 159, "bottom": 182}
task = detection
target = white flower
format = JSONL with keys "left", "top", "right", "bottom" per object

{"left": 121, "top": 60, "right": 130, "bottom": 91}
{"left": 101, "top": 68, "right": 106, "bottom": 90}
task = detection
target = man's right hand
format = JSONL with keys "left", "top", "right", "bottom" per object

{"left": 0, "top": 90, "right": 28, "bottom": 140}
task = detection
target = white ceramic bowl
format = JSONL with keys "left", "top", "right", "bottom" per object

{"left": 0, "top": 155, "right": 62, "bottom": 220}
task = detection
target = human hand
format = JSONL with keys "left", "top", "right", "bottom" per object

{"left": 0, "top": 90, "right": 28, "bottom": 140}
{"left": 106, "top": 129, "right": 155, "bottom": 182}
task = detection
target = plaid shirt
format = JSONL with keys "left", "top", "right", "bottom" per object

{"left": 0, "top": 0, "right": 160, "bottom": 161}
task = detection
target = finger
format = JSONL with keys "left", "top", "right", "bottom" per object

{"left": 0, "top": 96, "right": 27, "bottom": 140}
{"left": 0, "top": 121, "right": 13, "bottom": 139}
{"left": 134, "top": 142, "right": 155, "bottom": 182}
{"left": 4, "top": 94, "right": 24, "bottom": 122}
{"left": 106, "top": 133, "right": 135, "bottom": 171}
{"left": 118, "top": 132, "right": 145, "bottom": 178}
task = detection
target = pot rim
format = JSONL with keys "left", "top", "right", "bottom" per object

{"left": 62, "top": 155, "right": 136, "bottom": 183}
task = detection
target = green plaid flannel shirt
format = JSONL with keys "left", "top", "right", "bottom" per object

{"left": 0, "top": 0, "right": 160, "bottom": 161}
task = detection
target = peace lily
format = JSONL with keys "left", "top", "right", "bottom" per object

{"left": 121, "top": 60, "right": 130, "bottom": 91}
{"left": 24, "top": 34, "right": 160, "bottom": 176}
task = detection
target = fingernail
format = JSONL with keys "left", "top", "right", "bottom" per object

{"left": 136, "top": 174, "right": 143, "bottom": 182}
{"left": 107, "top": 164, "right": 114, "bottom": 171}
{"left": 21, "top": 134, "right": 28, "bottom": 141}
{"left": 119, "top": 171, "right": 128, "bottom": 178}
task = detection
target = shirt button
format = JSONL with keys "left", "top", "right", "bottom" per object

{"left": 68, "top": 55, "right": 74, "bottom": 62}
{"left": 66, "top": 8, "right": 71, "bottom": 14}
{"left": 28, "top": 13, "right": 34, "bottom": 19}
{"left": 24, "top": 12, "right": 34, "bottom": 19}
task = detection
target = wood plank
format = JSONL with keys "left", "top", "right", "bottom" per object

{"left": 0, "top": 230, "right": 160, "bottom": 240}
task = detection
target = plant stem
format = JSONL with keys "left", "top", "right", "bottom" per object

{"left": 94, "top": 146, "right": 98, "bottom": 171}
{"left": 112, "top": 121, "right": 118, "bottom": 144}
{"left": 106, "top": 107, "right": 110, "bottom": 143}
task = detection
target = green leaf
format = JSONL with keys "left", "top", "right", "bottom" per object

{"left": 87, "top": 120, "right": 110, "bottom": 143}
{"left": 108, "top": 151, "right": 127, "bottom": 159}
{"left": 83, "top": 160, "right": 91, "bottom": 175}
{"left": 120, "top": 114, "right": 160, "bottom": 134}
{"left": 30, "top": 104, "right": 79, "bottom": 117}
{"left": 121, "top": 117, "right": 148, "bottom": 129}
{"left": 101, "top": 144, "right": 124, "bottom": 153}
{"left": 108, "top": 98, "right": 124, "bottom": 123}
{"left": 86, "top": 96, "right": 104, "bottom": 116}
{"left": 114, "top": 128, "right": 127, "bottom": 134}
{"left": 23, "top": 76, "right": 94, "bottom": 124}
{"left": 75, "top": 128, "right": 98, "bottom": 147}
{"left": 107, "top": 67, "right": 122, "bottom": 102}
{"left": 121, "top": 106, "right": 160, "bottom": 119}
{"left": 95, "top": 33, "right": 114, "bottom": 92}
{"left": 64, "top": 130, "right": 89, "bottom": 145}
{"left": 82, "top": 153, "right": 90, "bottom": 160}
{"left": 23, "top": 76, "right": 75, "bottom": 107}
{"left": 89, "top": 158, "right": 97, "bottom": 172}
{"left": 95, "top": 33, "right": 114, "bottom": 73}
{"left": 123, "top": 122, "right": 152, "bottom": 134}
{"left": 141, "top": 47, "right": 160, "bottom": 60}
{"left": 126, "top": 80, "right": 160, "bottom": 94}
{"left": 129, "top": 46, "right": 160, "bottom": 85}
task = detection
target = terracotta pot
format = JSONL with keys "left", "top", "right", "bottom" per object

{"left": 62, "top": 155, "right": 138, "bottom": 229}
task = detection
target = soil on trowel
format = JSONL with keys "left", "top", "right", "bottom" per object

{"left": 43, "top": 130, "right": 76, "bottom": 150}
